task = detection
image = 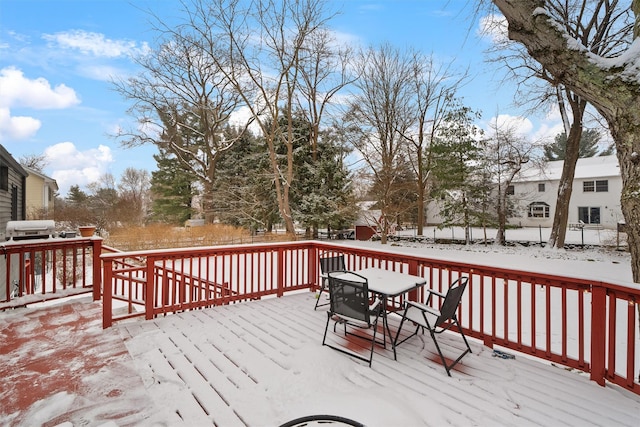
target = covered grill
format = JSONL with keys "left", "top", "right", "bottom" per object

{"left": 6, "top": 220, "right": 55, "bottom": 241}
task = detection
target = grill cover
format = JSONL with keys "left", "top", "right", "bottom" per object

{"left": 6, "top": 220, "right": 55, "bottom": 240}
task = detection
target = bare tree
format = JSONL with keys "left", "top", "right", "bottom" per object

{"left": 113, "top": 4, "right": 249, "bottom": 222}
{"left": 483, "top": 1, "right": 632, "bottom": 248}
{"left": 485, "top": 122, "right": 536, "bottom": 245}
{"left": 19, "top": 153, "right": 48, "bottom": 172}
{"left": 401, "top": 53, "right": 466, "bottom": 235}
{"left": 485, "top": 0, "right": 640, "bottom": 283}
{"left": 118, "top": 168, "right": 151, "bottom": 226}
{"left": 296, "top": 28, "right": 356, "bottom": 162}
{"left": 185, "top": 0, "right": 336, "bottom": 235}
{"left": 342, "top": 44, "right": 415, "bottom": 244}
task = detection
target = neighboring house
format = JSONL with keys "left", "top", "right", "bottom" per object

{"left": 0, "top": 145, "right": 28, "bottom": 238}
{"left": 0, "top": 145, "right": 28, "bottom": 300}
{"left": 507, "top": 155, "right": 622, "bottom": 229}
{"left": 24, "top": 166, "right": 58, "bottom": 219}
{"left": 423, "top": 155, "right": 622, "bottom": 230}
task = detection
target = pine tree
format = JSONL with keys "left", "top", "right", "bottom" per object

{"left": 293, "top": 127, "right": 358, "bottom": 237}
{"left": 149, "top": 149, "right": 194, "bottom": 225}
{"left": 543, "top": 129, "right": 602, "bottom": 161}
{"left": 213, "top": 131, "right": 279, "bottom": 231}
{"left": 431, "top": 105, "right": 485, "bottom": 244}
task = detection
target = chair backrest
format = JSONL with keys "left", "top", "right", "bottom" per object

{"left": 319, "top": 255, "right": 346, "bottom": 275}
{"left": 435, "top": 276, "right": 469, "bottom": 327}
{"left": 327, "top": 272, "right": 370, "bottom": 325}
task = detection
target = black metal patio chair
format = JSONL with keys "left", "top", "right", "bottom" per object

{"left": 393, "top": 276, "right": 472, "bottom": 376}
{"left": 315, "top": 254, "right": 346, "bottom": 310}
{"left": 322, "top": 271, "right": 382, "bottom": 367}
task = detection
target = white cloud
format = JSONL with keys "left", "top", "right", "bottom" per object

{"left": 478, "top": 14, "right": 508, "bottom": 45}
{"left": 43, "top": 30, "right": 147, "bottom": 58}
{"left": 487, "top": 114, "right": 534, "bottom": 136}
{"left": 44, "top": 142, "right": 114, "bottom": 195}
{"left": 0, "top": 67, "right": 80, "bottom": 109}
{"left": 0, "top": 67, "right": 80, "bottom": 141}
{"left": 0, "top": 107, "right": 41, "bottom": 141}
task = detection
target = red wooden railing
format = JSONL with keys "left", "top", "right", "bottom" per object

{"left": 100, "top": 240, "right": 639, "bottom": 394}
{"left": 0, "top": 237, "right": 102, "bottom": 308}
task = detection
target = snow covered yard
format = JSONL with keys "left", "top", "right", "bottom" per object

{"left": 1, "top": 233, "right": 639, "bottom": 426}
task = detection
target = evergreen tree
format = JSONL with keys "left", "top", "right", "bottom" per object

{"left": 213, "top": 131, "right": 280, "bottom": 231}
{"left": 431, "top": 105, "right": 485, "bottom": 244}
{"left": 150, "top": 148, "right": 195, "bottom": 225}
{"left": 294, "top": 127, "right": 359, "bottom": 236}
{"left": 543, "top": 129, "right": 602, "bottom": 161}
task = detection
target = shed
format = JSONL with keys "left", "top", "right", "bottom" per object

{"left": 354, "top": 209, "right": 380, "bottom": 241}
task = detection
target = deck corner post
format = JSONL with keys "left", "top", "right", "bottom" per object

{"left": 146, "top": 257, "right": 155, "bottom": 320}
{"left": 92, "top": 238, "right": 102, "bottom": 301}
{"left": 102, "top": 257, "right": 113, "bottom": 329}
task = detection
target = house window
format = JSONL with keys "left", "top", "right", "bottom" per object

{"left": 578, "top": 206, "right": 601, "bottom": 224}
{"left": 506, "top": 185, "right": 514, "bottom": 195}
{"left": 583, "top": 180, "right": 608, "bottom": 192}
{"left": 0, "top": 165, "right": 8, "bottom": 191}
{"left": 528, "top": 202, "right": 550, "bottom": 218}
{"left": 538, "top": 183, "right": 545, "bottom": 192}
{"left": 11, "top": 185, "right": 18, "bottom": 220}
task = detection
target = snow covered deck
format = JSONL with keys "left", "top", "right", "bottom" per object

{"left": 2, "top": 293, "right": 639, "bottom": 426}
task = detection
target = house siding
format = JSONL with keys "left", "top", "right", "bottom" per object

{"left": 0, "top": 145, "right": 28, "bottom": 299}
{"left": 508, "top": 156, "right": 622, "bottom": 229}
{"left": 424, "top": 155, "right": 623, "bottom": 230}
{"left": 24, "top": 168, "right": 57, "bottom": 219}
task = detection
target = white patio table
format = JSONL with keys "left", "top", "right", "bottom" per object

{"left": 337, "top": 267, "right": 428, "bottom": 358}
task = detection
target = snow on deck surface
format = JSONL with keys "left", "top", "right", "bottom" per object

{"left": 2, "top": 292, "right": 638, "bottom": 426}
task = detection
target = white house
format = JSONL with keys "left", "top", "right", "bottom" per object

{"left": 425, "top": 155, "right": 623, "bottom": 230}
{"left": 507, "top": 155, "right": 622, "bottom": 229}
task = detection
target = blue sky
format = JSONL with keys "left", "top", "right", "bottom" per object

{"left": 0, "top": 0, "right": 563, "bottom": 195}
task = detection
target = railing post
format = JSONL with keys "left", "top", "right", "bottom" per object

{"left": 102, "top": 258, "right": 113, "bottom": 329}
{"left": 590, "top": 283, "right": 606, "bottom": 386}
{"left": 146, "top": 256, "right": 155, "bottom": 320}
{"left": 408, "top": 259, "right": 419, "bottom": 301}
{"left": 309, "top": 245, "right": 317, "bottom": 291}
{"left": 277, "top": 248, "right": 285, "bottom": 297}
{"left": 92, "top": 238, "right": 102, "bottom": 301}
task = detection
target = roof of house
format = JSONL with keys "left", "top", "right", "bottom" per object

{"left": 515, "top": 155, "right": 619, "bottom": 182}
{"left": 24, "top": 165, "right": 59, "bottom": 191}
{"left": 0, "top": 144, "right": 28, "bottom": 177}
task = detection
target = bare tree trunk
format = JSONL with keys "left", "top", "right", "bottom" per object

{"left": 496, "top": 192, "right": 507, "bottom": 245}
{"left": 613, "top": 125, "right": 640, "bottom": 281}
{"left": 416, "top": 149, "right": 425, "bottom": 235}
{"left": 549, "top": 98, "right": 586, "bottom": 248}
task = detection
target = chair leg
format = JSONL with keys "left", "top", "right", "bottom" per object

{"left": 430, "top": 318, "right": 473, "bottom": 377}
{"left": 368, "top": 319, "right": 378, "bottom": 367}
{"left": 429, "top": 329, "right": 452, "bottom": 377}
{"left": 322, "top": 312, "right": 332, "bottom": 346}
{"left": 314, "top": 279, "right": 329, "bottom": 310}
{"left": 393, "top": 310, "right": 422, "bottom": 353}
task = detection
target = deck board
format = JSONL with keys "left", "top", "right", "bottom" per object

{"left": 1, "top": 293, "right": 639, "bottom": 426}
{"left": 122, "top": 293, "right": 640, "bottom": 427}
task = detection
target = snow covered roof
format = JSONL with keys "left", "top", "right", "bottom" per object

{"left": 514, "top": 155, "right": 619, "bottom": 182}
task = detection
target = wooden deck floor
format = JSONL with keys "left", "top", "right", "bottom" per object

{"left": 1, "top": 293, "right": 639, "bottom": 426}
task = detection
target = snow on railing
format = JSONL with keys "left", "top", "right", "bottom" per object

{"left": 0, "top": 237, "right": 102, "bottom": 308}
{"left": 101, "top": 240, "right": 639, "bottom": 395}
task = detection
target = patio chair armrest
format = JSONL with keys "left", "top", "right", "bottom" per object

{"left": 405, "top": 300, "right": 439, "bottom": 317}
{"left": 426, "top": 288, "right": 446, "bottom": 299}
